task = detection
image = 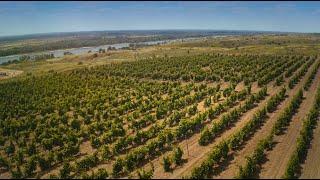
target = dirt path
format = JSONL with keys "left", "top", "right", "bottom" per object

{"left": 131, "top": 77, "right": 283, "bottom": 178}
{"left": 167, "top": 59, "right": 316, "bottom": 179}
{"left": 41, "top": 60, "right": 308, "bottom": 179}
{"left": 258, "top": 63, "right": 320, "bottom": 178}
{"left": 40, "top": 86, "right": 227, "bottom": 178}
{"left": 123, "top": 59, "right": 311, "bottom": 179}
{"left": 215, "top": 59, "right": 320, "bottom": 178}
{"left": 300, "top": 118, "right": 320, "bottom": 178}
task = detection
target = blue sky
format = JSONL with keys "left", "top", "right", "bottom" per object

{"left": 0, "top": 1, "right": 320, "bottom": 36}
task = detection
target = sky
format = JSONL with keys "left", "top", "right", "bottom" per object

{"left": 0, "top": 1, "right": 320, "bottom": 36}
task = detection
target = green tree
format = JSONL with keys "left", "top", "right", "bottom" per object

{"left": 0, "top": 156, "right": 9, "bottom": 170}
{"left": 137, "top": 165, "right": 154, "bottom": 179}
{"left": 71, "top": 119, "right": 81, "bottom": 130}
{"left": 59, "top": 162, "right": 72, "bottom": 179}
{"left": 23, "top": 156, "right": 37, "bottom": 177}
{"left": 95, "top": 168, "right": 109, "bottom": 179}
{"left": 5, "top": 141, "right": 15, "bottom": 155}
{"left": 173, "top": 146, "right": 184, "bottom": 166}
{"left": 204, "top": 97, "right": 211, "bottom": 107}
{"left": 162, "top": 156, "right": 171, "bottom": 172}
{"left": 28, "top": 142, "right": 37, "bottom": 156}
{"left": 112, "top": 158, "right": 124, "bottom": 177}
{"left": 10, "top": 166, "right": 23, "bottom": 179}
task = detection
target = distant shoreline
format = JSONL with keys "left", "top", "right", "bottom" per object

{"left": 0, "top": 29, "right": 291, "bottom": 41}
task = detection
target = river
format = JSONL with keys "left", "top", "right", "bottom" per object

{"left": 0, "top": 36, "right": 225, "bottom": 64}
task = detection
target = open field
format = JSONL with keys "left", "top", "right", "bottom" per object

{"left": 1, "top": 34, "right": 320, "bottom": 179}
{"left": 0, "top": 68, "right": 23, "bottom": 80}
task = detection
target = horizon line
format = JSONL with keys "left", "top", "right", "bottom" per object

{"left": 0, "top": 28, "right": 312, "bottom": 39}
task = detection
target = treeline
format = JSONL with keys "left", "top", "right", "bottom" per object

{"left": 198, "top": 87, "right": 268, "bottom": 146}
{"left": 96, "top": 53, "right": 309, "bottom": 84}
{"left": 234, "top": 61, "right": 319, "bottom": 179}
{"left": 189, "top": 87, "right": 288, "bottom": 179}
{"left": 1, "top": 53, "right": 54, "bottom": 65}
{"left": 288, "top": 57, "right": 315, "bottom": 89}
{"left": 110, "top": 86, "right": 250, "bottom": 177}
{"left": 235, "top": 88, "right": 303, "bottom": 179}
{"left": 0, "top": 73, "right": 192, "bottom": 178}
{"left": 304, "top": 60, "right": 320, "bottom": 90}
{"left": 284, "top": 86, "right": 320, "bottom": 178}
{"left": 0, "top": 35, "right": 181, "bottom": 57}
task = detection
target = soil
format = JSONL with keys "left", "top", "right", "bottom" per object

{"left": 259, "top": 61, "right": 320, "bottom": 178}
{"left": 214, "top": 60, "right": 320, "bottom": 178}
{"left": 300, "top": 116, "right": 320, "bottom": 179}
{"left": 127, "top": 69, "right": 288, "bottom": 178}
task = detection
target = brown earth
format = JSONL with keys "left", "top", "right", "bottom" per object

{"left": 214, "top": 59, "right": 320, "bottom": 178}
{"left": 127, "top": 67, "right": 295, "bottom": 178}
{"left": 259, "top": 61, "right": 320, "bottom": 178}
{"left": 40, "top": 83, "right": 227, "bottom": 178}
{"left": 300, "top": 114, "right": 320, "bottom": 177}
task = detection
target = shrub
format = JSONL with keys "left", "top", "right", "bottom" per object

{"left": 162, "top": 156, "right": 172, "bottom": 172}
{"left": 112, "top": 158, "right": 124, "bottom": 177}
{"left": 59, "top": 162, "right": 72, "bottom": 179}
{"left": 137, "top": 164, "right": 154, "bottom": 179}
{"left": 5, "top": 141, "right": 15, "bottom": 155}
{"left": 173, "top": 146, "right": 184, "bottom": 166}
